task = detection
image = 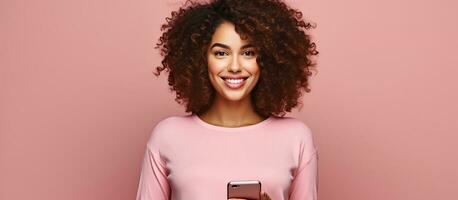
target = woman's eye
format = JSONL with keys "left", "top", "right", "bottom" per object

{"left": 213, "top": 50, "right": 256, "bottom": 57}
{"left": 214, "top": 51, "right": 227, "bottom": 56}
{"left": 243, "top": 50, "right": 256, "bottom": 56}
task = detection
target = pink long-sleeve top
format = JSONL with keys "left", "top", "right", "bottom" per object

{"left": 136, "top": 114, "right": 318, "bottom": 200}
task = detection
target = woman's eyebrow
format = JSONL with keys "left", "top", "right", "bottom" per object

{"left": 210, "top": 43, "right": 254, "bottom": 50}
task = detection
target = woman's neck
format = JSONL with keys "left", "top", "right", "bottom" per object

{"left": 197, "top": 96, "right": 266, "bottom": 127}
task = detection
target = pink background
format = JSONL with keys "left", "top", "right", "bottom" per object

{"left": 1, "top": 0, "right": 457, "bottom": 199}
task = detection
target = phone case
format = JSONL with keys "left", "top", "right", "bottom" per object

{"left": 227, "top": 180, "right": 261, "bottom": 200}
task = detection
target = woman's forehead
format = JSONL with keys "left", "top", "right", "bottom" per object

{"left": 210, "top": 23, "right": 252, "bottom": 49}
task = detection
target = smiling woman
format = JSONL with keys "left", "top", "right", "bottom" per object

{"left": 136, "top": 0, "right": 319, "bottom": 199}
{"left": 152, "top": 0, "right": 318, "bottom": 119}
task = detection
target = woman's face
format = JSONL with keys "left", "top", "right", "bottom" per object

{"left": 206, "top": 21, "right": 260, "bottom": 102}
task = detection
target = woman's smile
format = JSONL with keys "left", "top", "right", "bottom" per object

{"left": 220, "top": 76, "right": 250, "bottom": 89}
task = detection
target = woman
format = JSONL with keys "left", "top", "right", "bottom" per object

{"left": 136, "top": 0, "right": 319, "bottom": 199}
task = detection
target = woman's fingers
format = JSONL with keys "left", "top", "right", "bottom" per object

{"left": 260, "top": 191, "right": 272, "bottom": 200}
{"left": 227, "top": 191, "right": 271, "bottom": 200}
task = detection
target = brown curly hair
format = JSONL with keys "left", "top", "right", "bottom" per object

{"left": 153, "top": 0, "right": 319, "bottom": 118}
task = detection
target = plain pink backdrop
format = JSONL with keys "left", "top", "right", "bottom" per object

{"left": 1, "top": 0, "right": 457, "bottom": 199}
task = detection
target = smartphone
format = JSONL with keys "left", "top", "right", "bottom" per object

{"left": 227, "top": 180, "right": 261, "bottom": 200}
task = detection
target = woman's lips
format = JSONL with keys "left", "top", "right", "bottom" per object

{"left": 221, "top": 77, "right": 247, "bottom": 89}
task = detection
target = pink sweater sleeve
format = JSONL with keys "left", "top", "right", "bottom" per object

{"left": 288, "top": 125, "right": 319, "bottom": 200}
{"left": 288, "top": 150, "right": 318, "bottom": 199}
{"left": 136, "top": 143, "right": 170, "bottom": 200}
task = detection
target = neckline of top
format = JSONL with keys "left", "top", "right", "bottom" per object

{"left": 191, "top": 113, "right": 274, "bottom": 132}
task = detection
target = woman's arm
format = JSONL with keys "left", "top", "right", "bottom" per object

{"left": 136, "top": 144, "right": 170, "bottom": 200}
{"left": 288, "top": 150, "right": 318, "bottom": 200}
{"left": 288, "top": 122, "right": 319, "bottom": 200}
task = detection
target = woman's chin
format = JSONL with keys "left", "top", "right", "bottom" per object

{"left": 219, "top": 91, "right": 248, "bottom": 102}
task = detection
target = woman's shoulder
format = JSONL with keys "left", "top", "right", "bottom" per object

{"left": 272, "top": 116, "right": 312, "bottom": 131}
{"left": 273, "top": 116, "right": 317, "bottom": 153}
{"left": 271, "top": 116, "right": 314, "bottom": 140}
{"left": 147, "top": 115, "right": 191, "bottom": 142}
{"left": 153, "top": 115, "right": 187, "bottom": 128}
{"left": 149, "top": 115, "right": 194, "bottom": 134}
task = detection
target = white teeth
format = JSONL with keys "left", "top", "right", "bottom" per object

{"left": 226, "top": 79, "right": 243, "bottom": 84}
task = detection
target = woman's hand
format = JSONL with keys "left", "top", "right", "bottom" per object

{"left": 228, "top": 191, "right": 272, "bottom": 200}
{"left": 260, "top": 191, "right": 272, "bottom": 200}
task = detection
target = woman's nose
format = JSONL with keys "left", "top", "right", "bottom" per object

{"left": 228, "top": 55, "right": 242, "bottom": 72}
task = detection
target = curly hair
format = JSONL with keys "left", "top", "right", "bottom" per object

{"left": 153, "top": 0, "right": 319, "bottom": 118}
